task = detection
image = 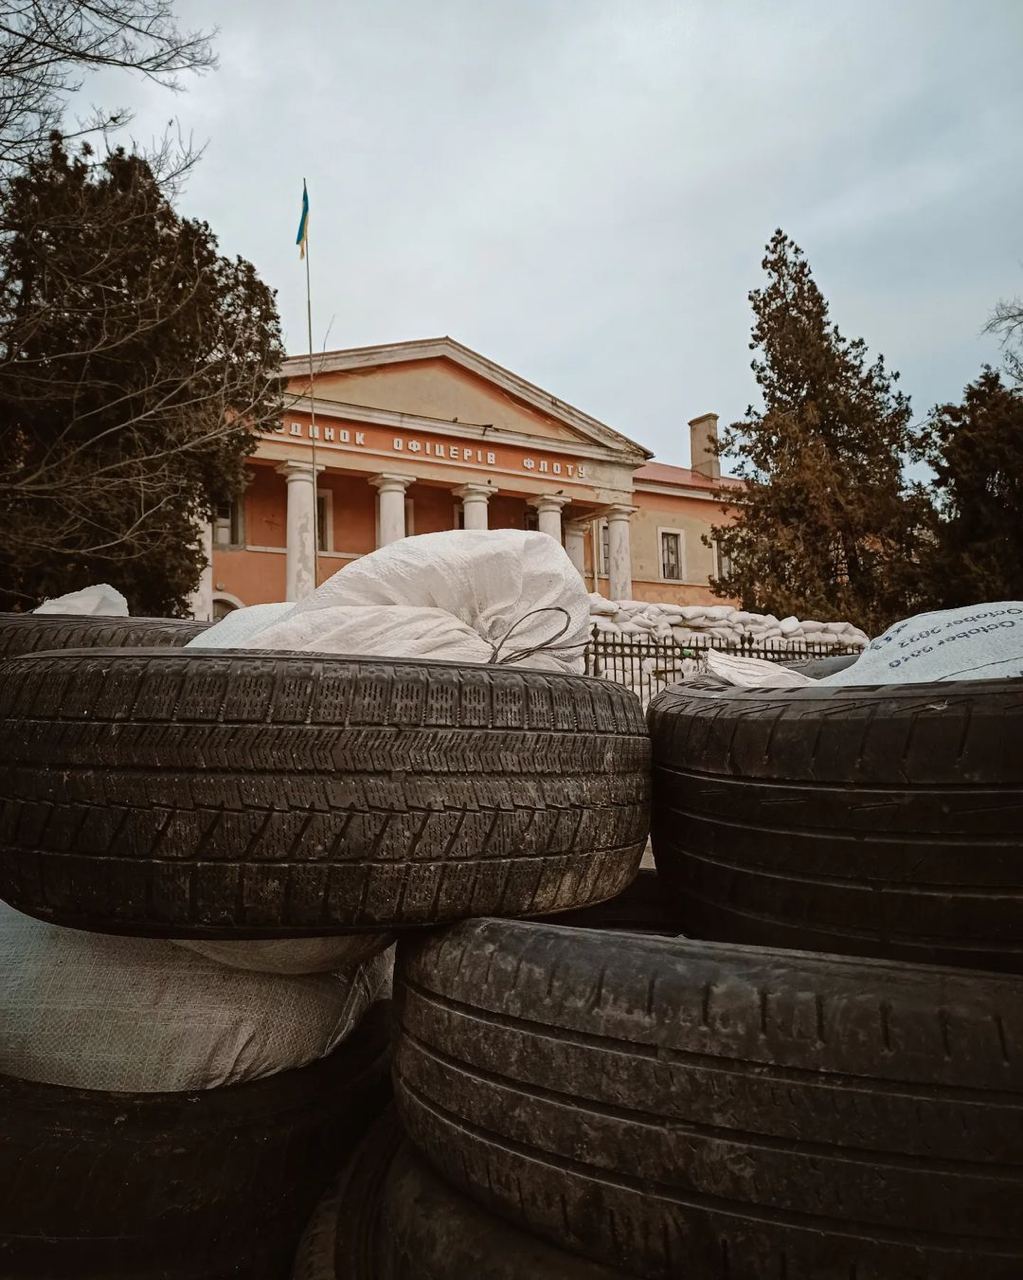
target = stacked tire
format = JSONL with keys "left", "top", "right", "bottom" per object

{"left": 340, "top": 670, "right": 1022, "bottom": 1279}
{"left": 0, "top": 611, "right": 209, "bottom": 659}
{"left": 0, "top": 646, "right": 651, "bottom": 1277}
{"left": 646, "top": 676, "right": 1022, "bottom": 972}
{"left": 10, "top": 632, "right": 1020, "bottom": 1278}
{"left": 1, "top": 1003, "right": 392, "bottom": 1279}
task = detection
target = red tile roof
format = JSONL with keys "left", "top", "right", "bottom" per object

{"left": 634, "top": 461, "right": 743, "bottom": 490}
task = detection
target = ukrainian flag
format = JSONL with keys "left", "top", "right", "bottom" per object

{"left": 296, "top": 180, "right": 309, "bottom": 259}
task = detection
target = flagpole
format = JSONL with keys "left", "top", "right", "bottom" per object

{"left": 302, "top": 178, "right": 319, "bottom": 590}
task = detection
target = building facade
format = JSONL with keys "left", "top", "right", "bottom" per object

{"left": 199, "top": 338, "right": 738, "bottom": 619}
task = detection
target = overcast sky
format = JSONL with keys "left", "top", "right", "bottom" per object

{"left": 91, "top": 0, "right": 1022, "bottom": 467}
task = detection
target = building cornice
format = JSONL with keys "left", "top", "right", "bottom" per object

{"left": 281, "top": 336, "right": 653, "bottom": 463}
{"left": 279, "top": 395, "right": 644, "bottom": 466}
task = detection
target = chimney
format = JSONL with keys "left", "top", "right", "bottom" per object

{"left": 688, "top": 413, "right": 720, "bottom": 481}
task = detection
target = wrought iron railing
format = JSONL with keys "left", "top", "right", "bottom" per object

{"left": 583, "top": 627, "right": 862, "bottom": 706}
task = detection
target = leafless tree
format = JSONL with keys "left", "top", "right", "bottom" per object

{"left": 0, "top": 0, "right": 215, "bottom": 173}
{"left": 985, "top": 296, "right": 1023, "bottom": 385}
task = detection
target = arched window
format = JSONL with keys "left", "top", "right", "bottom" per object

{"left": 212, "top": 593, "right": 244, "bottom": 621}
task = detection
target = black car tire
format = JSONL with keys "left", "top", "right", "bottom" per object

{"left": 0, "top": 1001, "right": 392, "bottom": 1280}
{"left": 0, "top": 613, "right": 208, "bottom": 660}
{"left": 647, "top": 677, "right": 1023, "bottom": 970}
{"left": 292, "top": 1109, "right": 625, "bottom": 1279}
{"left": 0, "top": 648, "right": 649, "bottom": 937}
{"left": 394, "top": 919, "right": 1023, "bottom": 1280}
{"left": 527, "top": 867, "right": 679, "bottom": 934}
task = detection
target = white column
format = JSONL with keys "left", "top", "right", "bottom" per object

{"left": 277, "top": 461, "right": 323, "bottom": 601}
{"left": 453, "top": 482, "right": 497, "bottom": 530}
{"left": 370, "top": 473, "right": 415, "bottom": 547}
{"left": 529, "top": 494, "right": 570, "bottom": 542}
{"left": 564, "top": 519, "right": 589, "bottom": 577}
{"left": 188, "top": 519, "right": 214, "bottom": 621}
{"left": 606, "top": 504, "right": 636, "bottom": 601}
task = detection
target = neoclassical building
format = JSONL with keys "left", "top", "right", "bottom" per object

{"left": 195, "top": 338, "right": 738, "bottom": 619}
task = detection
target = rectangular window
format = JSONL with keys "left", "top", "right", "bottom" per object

{"left": 714, "top": 540, "right": 733, "bottom": 581}
{"left": 213, "top": 498, "right": 244, "bottom": 548}
{"left": 661, "top": 531, "right": 682, "bottom": 581}
{"left": 524, "top": 508, "right": 539, "bottom": 532}
{"left": 316, "top": 492, "right": 332, "bottom": 552}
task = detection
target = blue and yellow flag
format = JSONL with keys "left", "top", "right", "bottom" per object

{"left": 296, "top": 180, "right": 309, "bottom": 259}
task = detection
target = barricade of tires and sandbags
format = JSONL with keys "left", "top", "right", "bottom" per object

{"left": 295, "top": 596, "right": 1023, "bottom": 1279}
{"left": 2, "top": 543, "right": 1022, "bottom": 1279}
{"left": 0, "top": 532, "right": 650, "bottom": 1277}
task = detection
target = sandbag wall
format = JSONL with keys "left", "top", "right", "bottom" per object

{"left": 587, "top": 593, "right": 870, "bottom": 650}
{"left": 585, "top": 594, "right": 870, "bottom": 706}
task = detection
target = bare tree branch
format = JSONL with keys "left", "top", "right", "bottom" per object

{"left": 0, "top": 0, "right": 215, "bottom": 171}
{"left": 985, "top": 296, "right": 1023, "bottom": 385}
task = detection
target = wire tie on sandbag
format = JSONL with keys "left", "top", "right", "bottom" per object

{"left": 488, "top": 606, "right": 589, "bottom": 665}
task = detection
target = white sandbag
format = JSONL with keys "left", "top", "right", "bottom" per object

{"left": 588, "top": 594, "right": 618, "bottom": 617}
{"left": 629, "top": 615, "right": 658, "bottom": 632}
{"left": 706, "top": 650, "right": 816, "bottom": 688}
{"left": 185, "top": 602, "right": 292, "bottom": 648}
{"left": 33, "top": 584, "right": 128, "bottom": 616}
{"left": 250, "top": 606, "right": 494, "bottom": 666}
{"left": 175, "top": 932, "right": 394, "bottom": 975}
{"left": 236, "top": 530, "right": 589, "bottom": 676}
{"left": 0, "top": 903, "right": 391, "bottom": 1092}
{"left": 779, "top": 616, "right": 802, "bottom": 635}
{"left": 820, "top": 603, "right": 1023, "bottom": 686}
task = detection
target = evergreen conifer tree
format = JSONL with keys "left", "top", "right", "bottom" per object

{"left": 709, "top": 230, "right": 923, "bottom": 633}
{"left": 914, "top": 367, "right": 1023, "bottom": 606}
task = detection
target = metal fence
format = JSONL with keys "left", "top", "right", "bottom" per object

{"left": 583, "top": 627, "right": 862, "bottom": 706}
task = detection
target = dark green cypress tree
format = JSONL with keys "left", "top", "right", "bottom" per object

{"left": 0, "top": 138, "right": 283, "bottom": 613}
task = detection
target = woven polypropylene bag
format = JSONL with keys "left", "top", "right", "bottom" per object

{"left": 0, "top": 903, "right": 392, "bottom": 1092}
{"left": 188, "top": 529, "right": 591, "bottom": 675}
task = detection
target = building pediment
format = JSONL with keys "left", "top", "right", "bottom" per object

{"left": 281, "top": 337, "right": 652, "bottom": 464}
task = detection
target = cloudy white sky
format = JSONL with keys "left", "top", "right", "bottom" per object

{"left": 92, "top": 0, "right": 1022, "bottom": 467}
